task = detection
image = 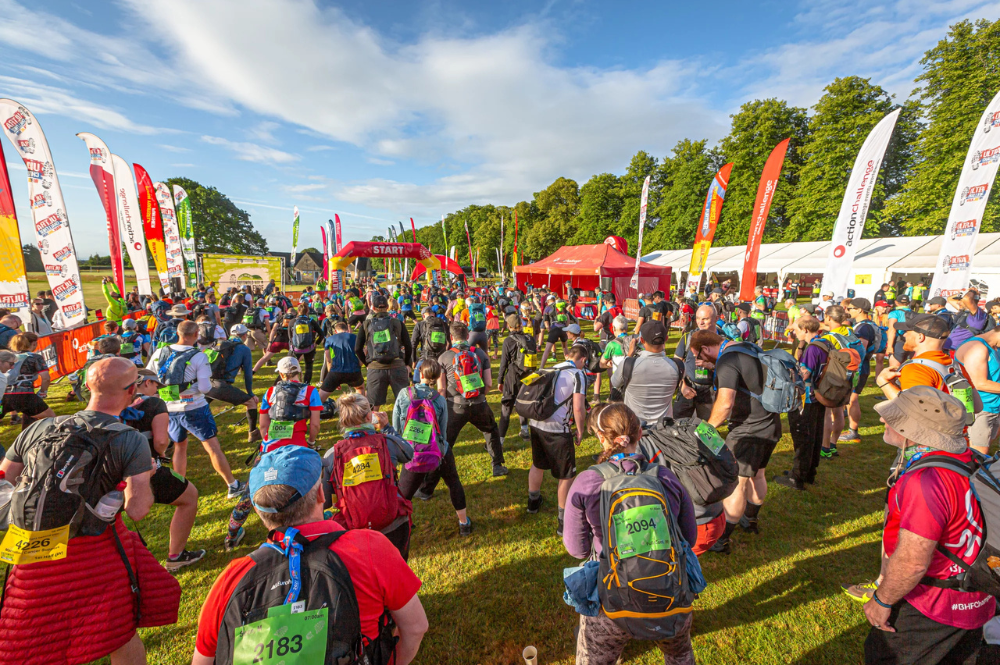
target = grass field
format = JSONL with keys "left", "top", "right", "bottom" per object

{"left": 1, "top": 311, "right": 892, "bottom": 665}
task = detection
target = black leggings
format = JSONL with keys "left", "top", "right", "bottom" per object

{"left": 398, "top": 449, "right": 466, "bottom": 511}
{"left": 498, "top": 390, "right": 517, "bottom": 438}
{"left": 293, "top": 349, "right": 316, "bottom": 385}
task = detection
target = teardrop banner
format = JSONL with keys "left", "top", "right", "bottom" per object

{"left": 111, "top": 154, "right": 153, "bottom": 296}
{"left": 134, "top": 164, "right": 170, "bottom": 292}
{"left": 0, "top": 100, "right": 85, "bottom": 326}
{"left": 174, "top": 185, "right": 198, "bottom": 288}
{"left": 686, "top": 162, "right": 733, "bottom": 297}
{"left": 739, "top": 138, "right": 790, "bottom": 301}
{"left": 77, "top": 132, "right": 126, "bottom": 296}
{"left": 0, "top": 140, "right": 30, "bottom": 322}
{"left": 156, "top": 182, "right": 185, "bottom": 287}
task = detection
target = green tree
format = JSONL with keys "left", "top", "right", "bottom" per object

{"left": 784, "top": 77, "right": 904, "bottom": 241}
{"left": 570, "top": 173, "right": 623, "bottom": 245}
{"left": 645, "top": 139, "right": 725, "bottom": 251}
{"left": 22, "top": 244, "right": 42, "bottom": 272}
{"left": 165, "top": 177, "right": 269, "bottom": 254}
{"left": 617, "top": 151, "right": 660, "bottom": 251}
{"left": 715, "top": 99, "right": 809, "bottom": 246}
{"left": 523, "top": 177, "right": 580, "bottom": 258}
{"left": 884, "top": 19, "right": 1000, "bottom": 234}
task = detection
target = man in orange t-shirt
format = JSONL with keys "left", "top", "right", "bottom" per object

{"left": 877, "top": 314, "right": 952, "bottom": 398}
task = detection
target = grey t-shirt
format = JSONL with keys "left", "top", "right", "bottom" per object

{"left": 611, "top": 350, "right": 680, "bottom": 423}
{"left": 7, "top": 411, "right": 152, "bottom": 501}
{"left": 438, "top": 344, "right": 491, "bottom": 405}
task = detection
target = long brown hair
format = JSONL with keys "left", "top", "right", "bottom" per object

{"left": 587, "top": 403, "right": 642, "bottom": 463}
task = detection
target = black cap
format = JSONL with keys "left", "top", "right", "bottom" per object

{"left": 895, "top": 313, "right": 950, "bottom": 339}
{"left": 848, "top": 297, "right": 871, "bottom": 312}
{"left": 926, "top": 296, "right": 947, "bottom": 307}
{"left": 737, "top": 302, "right": 752, "bottom": 313}
{"left": 987, "top": 299, "right": 1000, "bottom": 311}
{"left": 639, "top": 320, "right": 668, "bottom": 345}
{"left": 372, "top": 295, "right": 388, "bottom": 309}
{"left": 711, "top": 288, "right": 723, "bottom": 295}
{"left": 896, "top": 295, "right": 910, "bottom": 305}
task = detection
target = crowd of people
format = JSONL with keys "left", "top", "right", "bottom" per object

{"left": 0, "top": 272, "right": 998, "bottom": 665}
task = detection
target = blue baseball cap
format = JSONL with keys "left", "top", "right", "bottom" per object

{"left": 249, "top": 446, "right": 322, "bottom": 514}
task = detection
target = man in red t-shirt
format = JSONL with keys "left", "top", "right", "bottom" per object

{"left": 194, "top": 446, "right": 428, "bottom": 665}
{"left": 863, "top": 386, "right": 994, "bottom": 664}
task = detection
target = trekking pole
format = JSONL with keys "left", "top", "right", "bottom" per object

{"left": 213, "top": 404, "right": 239, "bottom": 418}
{"left": 522, "top": 646, "right": 538, "bottom": 665}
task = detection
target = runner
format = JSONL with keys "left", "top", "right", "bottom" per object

{"left": 252, "top": 310, "right": 294, "bottom": 374}
{"left": 148, "top": 320, "right": 245, "bottom": 497}
{"left": 497, "top": 312, "right": 537, "bottom": 443}
{"left": 122, "top": 368, "right": 205, "bottom": 571}
{"left": 206, "top": 324, "right": 261, "bottom": 443}
{"left": 356, "top": 295, "right": 412, "bottom": 410}
{"left": 2, "top": 332, "right": 54, "bottom": 430}
{"left": 289, "top": 302, "right": 324, "bottom": 385}
{"left": 319, "top": 320, "right": 366, "bottom": 400}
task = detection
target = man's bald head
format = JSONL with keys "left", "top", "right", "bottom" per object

{"left": 86, "top": 357, "right": 138, "bottom": 406}
{"left": 695, "top": 304, "right": 716, "bottom": 330}
{"left": 0, "top": 315, "right": 21, "bottom": 329}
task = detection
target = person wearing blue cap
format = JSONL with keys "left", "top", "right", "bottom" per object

{"left": 194, "top": 445, "right": 428, "bottom": 665}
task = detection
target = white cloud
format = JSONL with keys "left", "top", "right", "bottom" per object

{"left": 284, "top": 183, "right": 328, "bottom": 193}
{"left": 158, "top": 144, "right": 190, "bottom": 153}
{"left": 201, "top": 136, "right": 298, "bottom": 164}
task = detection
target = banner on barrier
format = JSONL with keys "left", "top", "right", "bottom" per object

{"left": 930, "top": 88, "right": 1000, "bottom": 298}
{"left": 0, "top": 100, "right": 86, "bottom": 327}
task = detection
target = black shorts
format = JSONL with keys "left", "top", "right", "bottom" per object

{"left": 401, "top": 309, "right": 417, "bottom": 321}
{"left": 547, "top": 327, "right": 568, "bottom": 344}
{"left": 322, "top": 370, "right": 365, "bottom": 392}
{"left": 529, "top": 427, "right": 576, "bottom": 479}
{"left": 728, "top": 431, "right": 779, "bottom": 477}
{"left": 206, "top": 380, "right": 252, "bottom": 405}
{"left": 151, "top": 464, "right": 189, "bottom": 504}
{"left": 348, "top": 314, "right": 366, "bottom": 327}
{"left": 2, "top": 393, "right": 50, "bottom": 418}
{"left": 468, "top": 331, "right": 489, "bottom": 351}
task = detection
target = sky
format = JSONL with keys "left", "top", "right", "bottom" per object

{"left": 1, "top": 0, "right": 999, "bottom": 258}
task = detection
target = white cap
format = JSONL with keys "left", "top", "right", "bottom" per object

{"left": 230, "top": 324, "right": 248, "bottom": 336}
{"left": 276, "top": 356, "right": 301, "bottom": 374}
{"left": 122, "top": 318, "right": 137, "bottom": 330}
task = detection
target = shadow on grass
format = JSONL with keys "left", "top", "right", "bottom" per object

{"left": 790, "top": 622, "right": 870, "bottom": 665}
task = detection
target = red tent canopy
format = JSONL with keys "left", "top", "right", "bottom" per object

{"left": 514, "top": 244, "right": 672, "bottom": 302}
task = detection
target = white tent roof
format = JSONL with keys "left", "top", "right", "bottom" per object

{"left": 781, "top": 238, "right": 881, "bottom": 276}
{"left": 702, "top": 245, "right": 749, "bottom": 273}
{"left": 851, "top": 236, "right": 936, "bottom": 269}
{"left": 706, "top": 244, "right": 778, "bottom": 274}
{"left": 887, "top": 233, "right": 1000, "bottom": 273}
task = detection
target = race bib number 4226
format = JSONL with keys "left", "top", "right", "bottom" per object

{"left": 0, "top": 524, "right": 70, "bottom": 564}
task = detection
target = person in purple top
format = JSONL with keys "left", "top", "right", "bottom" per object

{"left": 944, "top": 291, "right": 994, "bottom": 352}
{"left": 562, "top": 402, "right": 697, "bottom": 664}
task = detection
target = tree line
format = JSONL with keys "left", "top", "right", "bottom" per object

{"left": 379, "top": 19, "right": 1000, "bottom": 273}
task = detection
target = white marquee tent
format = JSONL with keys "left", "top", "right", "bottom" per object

{"left": 643, "top": 233, "right": 1000, "bottom": 300}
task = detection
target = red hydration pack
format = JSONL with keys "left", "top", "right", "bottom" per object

{"left": 331, "top": 430, "right": 411, "bottom": 531}
{"left": 451, "top": 345, "right": 484, "bottom": 399}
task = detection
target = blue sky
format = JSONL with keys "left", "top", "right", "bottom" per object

{"left": 1, "top": 0, "right": 999, "bottom": 257}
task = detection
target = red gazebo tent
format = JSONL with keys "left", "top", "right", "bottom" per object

{"left": 514, "top": 244, "right": 672, "bottom": 302}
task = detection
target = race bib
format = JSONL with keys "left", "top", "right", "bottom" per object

{"left": 613, "top": 504, "right": 670, "bottom": 559}
{"left": 651, "top": 311, "right": 662, "bottom": 321}
{"left": 269, "top": 420, "right": 296, "bottom": 440}
{"left": 430, "top": 331, "right": 446, "bottom": 344}
{"left": 121, "top": 342, "right": 134, "bottom": 355}
{"left": 524, "top": 326, "right": 534, "bottom": 336}
{"left": 373, "top": 329, "right": 391, "bottom": 344}
{"left": 0, "top": 523, "right": 69, "bottom": 565}
{"left": 233, "top": 605, "right": 328, "bottom": 665}
{"left": 695, "top": 421, "right": 726, "bottom": 456}
{"left": 557, "top": 314, "right": 567, "bottom": 323}
{"left": 521, "top": 352, "right": 539, "bottom": 368}
{"left": 295, "top": 324, "right": 309, "bottom": 335}
{"left": 158, "top": 385, "right": 180, "bottom": 402}
{"left": 458, "top": 373, "right": 484, "bottom": 393}
{"left": 342, "top": 453, "right": 382, "bottom": 486}
{"left": 694, "top": 367, "right": 709, "bottom": 381}
{"left": 403, "top": 420, "right": 432, "bottom": 445}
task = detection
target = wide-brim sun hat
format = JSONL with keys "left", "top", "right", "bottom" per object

{"left": 873, "top": 385, "right": 967, "bottom": 453}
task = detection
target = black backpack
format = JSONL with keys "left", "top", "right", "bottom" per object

{"left": 268, "top": 381, "right": 310, "bottom": 422}
{"left": 514, "top": 368, "right": 575, "bottom": 421}
{"left": 511, "top": 332, "right": 538, "bottom": 375}
{"left": 745, "top": 317, "right": 762, "bottom": 344}
{"left": 291, "top": 316, "right": 317, "bottom": 353}
{"left": 214, "top": 528, "right": 396, "bottom": 665}
{"left": 6, "top": 415, "right": 131, "bottom": 538}
{"left": 197, "top": 321, "right": 216, "bottom": 347}
{"left": 365, "top": 315, "right": 400, "bottom": 364}
{"left": 642, "top": 417, "right": 738, "bottom": 506}
{"left": 223, "top": 305, "right": 244, "bottom": 332}
{"left": 155, "top": 320, "right": 180, "bottom": 348}
{"left": 204, "top": 339, "right": 240, "bottom": 380}
{"left": 242, "top": 306, "right": 263, "bottom": 330}
{"left": 573, "top": 338, "right": 603, "bottom": 374}
{"left": 423, "top": 317, "right": 449, "bottom": 358}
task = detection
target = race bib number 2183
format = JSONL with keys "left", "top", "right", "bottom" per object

{"left": 233, "top": 606, "right": 328, "bottom": 665}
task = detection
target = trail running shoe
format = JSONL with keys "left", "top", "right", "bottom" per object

{"left": 520, "top": 426, "right": 530, "bottom": 440}
{"left": 842, "top": 580, "right": 879, "bottom": 603}
{"left": 739, "top": 516, "right": 759, "bottom": 534}
{"left": 838, "top": 431, "right": 861, "bottom": 444}
{"left": 820, "top": 448, "right": 834, "bottom": 459}
{"left": 227, "top": 479, "right": 247, "bottom": 499}
{"left": 557, "top": 517, "right": 564, "bottom": 537}
{"left": 224, "top": 527, "right": 246, "bottom": 552}
{"left": 830, "top": 445, "right": 840, "bottom": 457}
{"left": 774, "top": 474, "right": 805, "bottom": 491}
{"left": 459, "top": 518, "right": 474, "bottom": 537}
{"left": 708, "top": 537, "right": 731, "bottom": 555}
{"left": 248, "top": 429, "right": 263, "bottom": 443}
{"left": 527, "top": 495, "right": 543, "bottom": 514}
{"left": 492, "top": 464, "right": 509, "bottom": 477}
{"left": 412, "top": 488, "right": 434, "bottom": 501}
{"left": 165, "top": 549, "right": 206, "bottom": 572}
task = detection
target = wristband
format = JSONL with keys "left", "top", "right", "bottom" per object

{"left": 871, "top": 590, "right": 892, "bottom": 609}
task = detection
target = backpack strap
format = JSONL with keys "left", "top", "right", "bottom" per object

{"left": 901, "top": 357, "right": 952, "bottom": 381}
